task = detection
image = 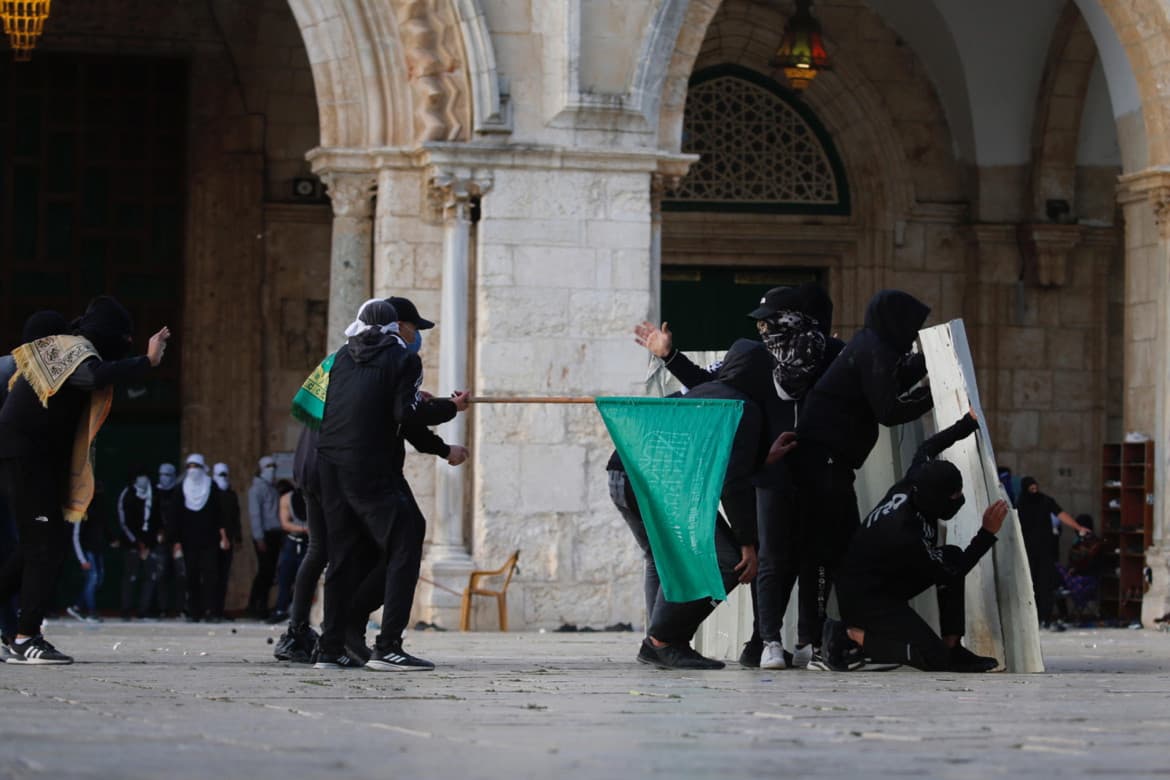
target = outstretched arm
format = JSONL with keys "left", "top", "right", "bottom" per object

{"left": 911, "top": 411, "right": 980, "bottom": 470}
{"left": 633, "top": 321, "right": 718, "bottom": 390}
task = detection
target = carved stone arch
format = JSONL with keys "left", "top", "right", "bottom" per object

{"left": 288, "top": 0, "right": 499, "bottom": 147}
{"left": 1028, "top": 2, "right": 1097, "bottom": 221}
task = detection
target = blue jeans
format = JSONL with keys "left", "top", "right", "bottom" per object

{"left": 78, "top": 551, "right": 104, "bottom": 614}
{"left": 274, "top": 536, "right": 307, "bottom": 614}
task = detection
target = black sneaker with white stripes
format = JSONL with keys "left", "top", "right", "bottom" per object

{"left": 6, "top": 635, "right": 73, "bottom": 665}
{"left": 311, "top": 644, "right": 364, "bottom": 670}
{"left": 366, "top": 640, "right": 434, "bottom": 671}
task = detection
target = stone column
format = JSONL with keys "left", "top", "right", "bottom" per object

{"left": 320, "top": 171, "right": 377, "bottom": 341}
{"left": 1117, "top": 169, "right": 1170, "bottom": 626}
{"left": 420, "top": 169, "right": 492, "bottom": 628}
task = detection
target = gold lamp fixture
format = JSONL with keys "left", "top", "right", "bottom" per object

{"left": 772, "top": 0, "right": 830, "bottom": 92}
{"left": 1, "top": 0, "right": 52, "bottom": 62}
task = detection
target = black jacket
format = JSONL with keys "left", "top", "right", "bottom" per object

{"left": 837, "top": 414, "right": 993, "bottom": 603}
{"left": 796, "top": 291, "right": 934, "bottom": 469}
{"left": 608, "top": 339, "right": 773, "bottom": 547}
{"left": 116, "top": 485, "right": 164, "bottom": 549}
{"left": 0, "top": 355, "right": 151, "bottom": 461}
{"left": 317, "top": 332, "right": 456, "bottom": 474}
{"left": 220, "top": 488, "right": 243, "bottom": 544}
{"left": 168, "top": 485, "right": 226, "bottom": 548}
{"left": 660, "top": 338, "right": 844, "bottom": 489}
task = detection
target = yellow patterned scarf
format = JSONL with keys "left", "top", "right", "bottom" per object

{"left": 9, "top": 335, "right": 113, "bottom": 522}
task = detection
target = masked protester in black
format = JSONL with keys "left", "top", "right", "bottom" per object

{"left": 633, "top": 283, "right": 843, "bottom": 668}
{"left": 825, "top": 413, "right": 1007, "bottom": 672}
{"left": 788, "top": 289, "right": 934, "bottom": 663}
{"left": 0, "top": 296, "right": 169, "bottom": 664}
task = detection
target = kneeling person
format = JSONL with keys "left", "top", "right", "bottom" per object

{"left": 826, "top": 412, "right": 1008, "bottom": 673}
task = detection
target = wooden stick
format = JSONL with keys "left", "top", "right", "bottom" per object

{"left": 469, "top": 396, "right": 595, "bottom": 404}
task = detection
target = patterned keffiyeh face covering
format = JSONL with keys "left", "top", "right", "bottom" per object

{"left": 760, "top": 310, "right": 826, "bottom": 400}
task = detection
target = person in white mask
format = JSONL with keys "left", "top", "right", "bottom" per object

{"left": 212, "top": 463, "right": 241, "bottom": 618}
{"left": 247, "top": 455, "right": 282, "bottom": 618}
{"left": 168, "top": 454, "right": 228, "bottom": 622}
{"left": 115, "top": 468, "right": 162, "bottom": 619}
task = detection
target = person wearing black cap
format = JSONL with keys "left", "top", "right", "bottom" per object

{"left": 0, "top": 296, "right": 169, "bottom": 663}
{"left": 824, "top": 412, "right": 1008, "bottom": 672}
{"left": 634, "top": 283, "right": 843, "bottom": 669}
{"left": 789, "top": 289, "right": 935, "bottom": 667}
{"left": 314, "top": 298, "right": 469, "bottom": 670}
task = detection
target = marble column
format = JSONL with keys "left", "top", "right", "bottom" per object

{"left": 421, "top": 169, "right": 492, "bottom": 627}
{"left": 320, "top": 171, "right": 377, "bottom": 342}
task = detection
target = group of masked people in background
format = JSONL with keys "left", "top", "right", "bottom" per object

{"left": 272, "top": 296, "right": 470, "bottom": 672}
{"left": 616, "top": 286, "right": 1011, "bottom": 673}
{"left": 0, "top": 297, "right": 171, "bottom": 664}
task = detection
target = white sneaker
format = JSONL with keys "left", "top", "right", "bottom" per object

{"left": 760, "top": 641, "right": 787, "bottom": 670}
{"left": 792, "top": 644, "right": 814, "bottom": 669}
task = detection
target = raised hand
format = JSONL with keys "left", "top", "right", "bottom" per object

{"left": 147, "top": 327, "right": 171, "bottom": 367}
{"left": 982, "top": 500, "right": 1009, "bottom": 535}
{"left": 633, "top": 321, "right": 673, "bottom": 359}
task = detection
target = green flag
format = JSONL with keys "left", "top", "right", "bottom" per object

{"left": 291, "top": 352, "right": 335, "bottom": 428}
{"left": 596, "top": 396, "right": 744, "bottom": 603}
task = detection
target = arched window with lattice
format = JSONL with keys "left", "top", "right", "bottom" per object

{"left": 664, "top": 65, "right": 850, "bottom": 215}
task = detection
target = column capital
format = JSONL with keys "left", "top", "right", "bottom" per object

{"left": 320, "top": 170, "right": 377, "bottom": 219}
{"left": 1118, "top": 166, "right": 1170, "bottom": 238}
{"left": 427, "top": 168, "right": 493, "bottom": 219}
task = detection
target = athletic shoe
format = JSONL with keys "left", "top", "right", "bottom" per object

{"left": 6, "top": 635, "right": 73, "bottom": 665}
{"left": 636, "top": 638, "right": 724, "bottom": 670}
{"left": 821, "top": 619, "right": 865, "bottom": 672}
{"left": 948, "top": 644, "right": 999, "bottom": 673}
{"left": 345, "top": 642, "right": 372, "bottom": 666}
{"left": 83, "top": 614, "right": 102, "bottom": 624}
{"left": 739, "top": 638, "right": 763, "bottom": 668}
{"left": 760, "top": 640, "right": 792, "bottom": 670}
{"left": 366, "top": 640, "right": 434, "bottom": 671}
{"left": 66, "top": 605, "right": 85, "bottom": 622}
{"left": 311, "top": 646, "right": 363, "bottom": 670}
{"left": 791, "top": 643, "right": 814, "bottom": 669}
{"left": 0, "top": 636, "right": 14, "bottom": 663}
{"left": 275, "top": 623, "right": 319, "bottom": 663}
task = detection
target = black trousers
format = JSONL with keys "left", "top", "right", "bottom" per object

{"left": 755, "top": 485, "right": 802, "bottom": 643}
{"left": 121, "top": 547, "right": 148, "bottom": 615}
{"left": 215, "top": 548, "right": 233, "bottom": 616}
{"left": 249, "top": 529, "right": 283, "bottom": 614}
{"left": 0, "top": 457, "right": 70, "bottom": 636}
{"left": 289, "top": 488, "right": 327, "bottom": 626}
{"left": 790, "top": 448, "right": 859, "bottom": 647}
{"left": 181, "top": 539, "right": 220, "bottom": 619}
{"left": 318, "top": 460, "right": 423, "bottom": 655}
{"left": 839, "top": 582, "right": 966, "bottom": 671}
{"left": 609, "top": 469, "right": 743, "bottom": 645}
{"left": 1027, "top": 551, "right": 1056, "bottom": 624}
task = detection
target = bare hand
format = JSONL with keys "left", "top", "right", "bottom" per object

{"left": 967, "top": 408, "right": 978, "bottom": 421}
{"left": 982, "top": 500, "right": 1009, "bottom": 535}
{"left": 137, "top": 543, "right": 148, "bottom": 561}
{"left": 147, "top": 327, "right": 171, "bottom": 367}
{"left": 80, "top": 560, "right": 92, "bottom": 571}
{"left": 633, "top": 321, "right": 674, "bottom": 359}
{"left": 765, "top": 431, "right": 798, "bottom": 464}
{"left": 447, "top": 445, "right": 469, "bottom": 466}
{"left": 418, "top": 390, "right": 434, "bottom": 402}
{"left": 451, "top": 391, "right": 470, "bottom": 412}
{"left": 734, "top": 545, "right": 758, "bottom": 584}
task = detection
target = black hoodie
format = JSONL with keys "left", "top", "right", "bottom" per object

{"left": 316, "top": 331, "right": 456, "bottom": 474}
{"left": 608, "top": 339, "right": 771, "bottom": 547}
{"left": 796, "top": 290, "right": 934, "bottom": 469}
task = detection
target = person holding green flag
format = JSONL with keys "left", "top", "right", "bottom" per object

{"left": 606, "top": 341, "right": 795, "bottom": 670}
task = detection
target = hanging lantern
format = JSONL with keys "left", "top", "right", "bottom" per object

{"left": 772, "top": 0, "right": 829, "bottom": 92}
{"left": 1, "top": 1, "right": 52, "bottom": 62}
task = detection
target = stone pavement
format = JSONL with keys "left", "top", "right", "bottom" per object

{"left": 1, "top": 622, "right": 1168, "bottom": 780}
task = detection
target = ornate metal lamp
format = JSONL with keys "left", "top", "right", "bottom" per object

{"left": 1, "top": 0, "right": 52, "bottom": 62}
{"left": 772, "top": 0, "right": 829, "bottom": 92}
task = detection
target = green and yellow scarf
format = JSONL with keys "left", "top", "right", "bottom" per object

{"left": 291, "top": 352, "right": 335, "bottom": 428}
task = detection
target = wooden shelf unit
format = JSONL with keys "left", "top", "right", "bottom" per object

{"left": 1099, "top": 442, "right": 1155, "bottom": 622}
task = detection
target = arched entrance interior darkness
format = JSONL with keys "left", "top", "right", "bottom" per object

{"left": 661, "top": 65, "right": 848, "bottom": 350}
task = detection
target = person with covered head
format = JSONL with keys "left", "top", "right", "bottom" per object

{"left": 115, "top": 466, "right": 164, "bottom": 619}
{"left": 0, "top": 296, "right": 169, "bottom": 663}
{"left": 788, "top": 289, "right": 935, "bottom": 667}
{"left": 247, "top": 454, "right": 282, "bottom": 618}
{"left": 823, "top": 412, "right": 1008, "bottom": 673}
{"left": 314, "top": 298, "right": 469, "bottom": 671}
{"left": 633, "top": 283, "right": 843, "bottom": 669}
{"left": 168, "top": 454, "right": 228, "bottom": 621}
{"left": 212, "top": 462, "right": 241, "bottom": 619}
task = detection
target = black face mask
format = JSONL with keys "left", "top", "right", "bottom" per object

{"left": 910, "top": 460, "right": 965, "bottom": 520}
{"left": 75, "top": 296, "right": 133, "bottom": 360}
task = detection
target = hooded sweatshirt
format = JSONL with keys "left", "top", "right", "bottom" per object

{"left": 316, "top": 330, "right": 456, "bottom": 474}
{"left": 796, "top": 290, "right": 934, "bottom": 469}
{"left": 836, "top": 413, "right": 994, "bottom": 605}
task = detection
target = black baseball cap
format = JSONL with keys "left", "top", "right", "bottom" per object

{"left": 748, "top": 286, "right": 801, "bottom": 320}
{"left": 385, "top": 296, "right": 435, "bottom": 330}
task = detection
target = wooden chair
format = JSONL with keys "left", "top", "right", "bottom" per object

{"left": 460, "top": 550, "right": 520, "bottom": 632}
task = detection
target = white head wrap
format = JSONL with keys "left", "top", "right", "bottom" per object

{"left": 183, "top": 453, "right": 212, "bottom": 512}
{"left": 343, "top": 298, "right": 401, "bottom": 339}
